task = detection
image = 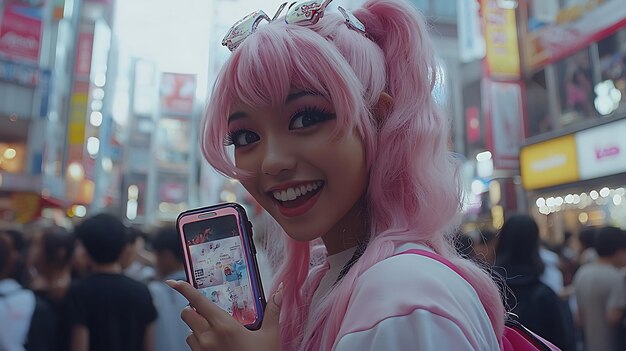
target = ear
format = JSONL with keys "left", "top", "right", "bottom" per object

{"left": 372, "top": 92, "right": 393, "bottom": 124}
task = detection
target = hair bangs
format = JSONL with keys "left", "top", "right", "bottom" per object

{"left": 202, "top": 22, "right": 372, "bottom": 180}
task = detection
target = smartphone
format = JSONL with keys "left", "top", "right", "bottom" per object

{"left": 176, "top": 203, "right": 266, "bottom": 330}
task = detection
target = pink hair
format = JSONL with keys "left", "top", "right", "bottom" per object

{"left": 201, "top": 0, "right": 505, "bottom": 350}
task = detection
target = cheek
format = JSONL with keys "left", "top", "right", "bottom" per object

{"left": 240, "top": 180, "right": 265, "bottom": 202}
{"left": 335, "top": 135, "right": 367, "bottom": 177}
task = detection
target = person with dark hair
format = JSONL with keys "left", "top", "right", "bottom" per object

{"left": 67, "top": 213, "right": 158, "bottom": 351}
{"left": 27, "top": 226, "right": 76, "bottom": 351}
{"left": 0, "top": 232, "right": 55, "bottom": 351}
{"left": 578, "top": 227, "right": 598, "bottom": 265}
{"left": 147, "top": 225, "right": 190, "bottom": 351}
{"left": 574, "top": 226, "right": 626, "bottom": 351}
{"left": 494, "top": 214, "right": 574, "bottom": 350}
{"left": 2, "top": 229, "right": 30, "bottom": 286}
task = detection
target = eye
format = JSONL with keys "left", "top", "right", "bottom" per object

{"left": 224, "top": 129, "right": 260, "bottom": 148}
{"left": 289, "top": 106, "right": 334, "bottom": 130}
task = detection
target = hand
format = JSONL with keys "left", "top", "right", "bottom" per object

{"left": 166, "top": 280, "right": 283, "bottom": 351}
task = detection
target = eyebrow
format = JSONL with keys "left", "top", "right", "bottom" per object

{"left": 286, "top": 91, "right": 319, "bottom": 103}
{"left": 227, "top": 91, "right": 321, "bottom": 124}
{"left": 227, "top": 111, "right": 246, "bottom": 125}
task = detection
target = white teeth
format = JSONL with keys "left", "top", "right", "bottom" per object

{"left": 272, "top": 181, "right": 324, "bottom": 202}
{"left": 287, "top": 188, "right": 296, "bottom": 200}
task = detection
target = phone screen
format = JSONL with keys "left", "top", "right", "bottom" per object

{"left": 182, "top": 214, "right": 258, "bottom": 324}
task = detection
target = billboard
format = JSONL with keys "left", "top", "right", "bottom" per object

{"left": 484, "top": 79, "right": 526, "bottom": 169}
{"left": 576, "top": 118, "right": 626, "bottom": 180}
{"left": 523, "top": 0, "right": 626, "bottom": 71}
{"left": 0, "top": 2, "right": 44, "bottom": 63}
{"left": 481, "top": 0, "right": 521, "bottom": 79}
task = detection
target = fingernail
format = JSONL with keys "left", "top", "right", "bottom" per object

{"left": 165, "top": 280, "right": 178, "bottom": 288}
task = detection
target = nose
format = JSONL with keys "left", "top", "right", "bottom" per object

{"left": 261, "top": 138, "right": 296, "bottom": 176}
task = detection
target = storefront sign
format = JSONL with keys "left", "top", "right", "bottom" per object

{"left": 524, "top": 0, "right": 626, "bottom": 71}
{"left": 484, "top": 79, "right": 526, "bottom": 169}
{"left": 481, "top": 0, "right": 521, "bottom": 79}
{"left": 0, "top": 3, "right": 44, "bottom": 63}
{"left": 576, "top": 118, "right": 626, "bottom": 180}
{"left": 520, "top": 135, "right": 579, "bottom": 190}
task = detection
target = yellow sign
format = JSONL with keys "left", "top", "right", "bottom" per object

{"left": 68, "top": 93, "right": 88, "bottom": 145}
{"left": 520, "top": 135, "right": 579, "bottom": 190}
{"left": 482, "top": 0, "right": 521, "bottom": 78}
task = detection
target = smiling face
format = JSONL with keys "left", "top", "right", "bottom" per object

{"left": 226, "top": 91, "right": 368, "bottom": 245}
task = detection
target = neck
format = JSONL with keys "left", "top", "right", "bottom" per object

{"left": 597, "top": 256, "right": 622, "bottom": 268}
{"left": 92, "top": 262, "right": 122, "bottom": 274}
{"left": 36, "top": 267, "right": 71, "bottom": 287}
{"left": 322, "top": 198, "right": 367, "bottom": 255}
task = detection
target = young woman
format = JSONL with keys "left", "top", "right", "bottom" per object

{"left": 494, "top": 214, "right": 574, "bottom": 350}
{"left": 167, "top": 0, "right": 504, "bottom": 350}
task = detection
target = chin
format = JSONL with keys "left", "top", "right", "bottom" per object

{"left": 282, "top": 229, "right": 321, "bottom": 243}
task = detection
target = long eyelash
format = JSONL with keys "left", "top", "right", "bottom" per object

{"left": 223, "top": 129, "right": 243, "bottom": 146}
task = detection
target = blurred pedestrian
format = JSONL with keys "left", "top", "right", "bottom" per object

{"left": 578, "top": 227, "right": 598, "bottom": 266}
{"left": 539, "top": 245, "right": 564, "bottom": 295}
{"left": 0, "top": 232, "right": 55, "bottom": 351}
{"left": 1, "top": 229, "right": 30, "bottom": 286}
{"left": 147, "top": 225, "right": 190, "bottom": 351}
{"left": 67, "top": 213, "right": 157, "bottom": 351}
{"left": 574, "top": 226, "right": 626, "bottom": 351}
{"left": 494, "top": 214, "right": 575, "bottom": 350}
{"left": 27, "top": 226, "right": 76, "bottom": 351}
{"left": 120, "top": 227, "right": 156, "bottom": 283}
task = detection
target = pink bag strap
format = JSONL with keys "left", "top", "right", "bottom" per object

{"left": 397, "top": 248, "right": 561, "bottom": 351}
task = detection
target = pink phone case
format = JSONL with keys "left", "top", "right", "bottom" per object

{"left": 176, "top": 203, "right": 266, "bottom": 330}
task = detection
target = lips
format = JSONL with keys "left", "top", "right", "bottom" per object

{"left": 268, "top": 181, "right": 324, "bottom": 217}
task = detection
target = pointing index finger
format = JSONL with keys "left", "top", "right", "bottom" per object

{"left": 165, "top": 280, "right": 231, "bottom": 323}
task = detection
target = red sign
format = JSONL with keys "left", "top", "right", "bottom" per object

{"left": 74, "top": 29, "right": 94, "bottom": 78}
{"left": 0, "top": 3, "right": 43, "bottom": 63}
{"left": 160, "top": 73, "right": 196, "bottom": 115}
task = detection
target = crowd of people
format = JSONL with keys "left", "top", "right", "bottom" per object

{"left": 462, "top": 215, "right": 626, "bottom": 351}
{"left": 1, "top": 213, "right": 624, "bottom": 350}
{"left": 0, "top": 215, "right": 191, "bottom": 351}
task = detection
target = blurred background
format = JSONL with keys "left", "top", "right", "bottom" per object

{"left": 0, "top": 0, "right": 624, "bottom": 242}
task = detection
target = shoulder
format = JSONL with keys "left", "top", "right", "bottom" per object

{"left": 349, "top": 249, "right": 482, "bottom": 322}
{"left": 118, "top": 275, "right": 154, "bottom": 297}
{"left": 353, "top": 249, "right": 477, "bottom": 306}
{"left": 336, "top": 245, "right": 498, "bottom": 350}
